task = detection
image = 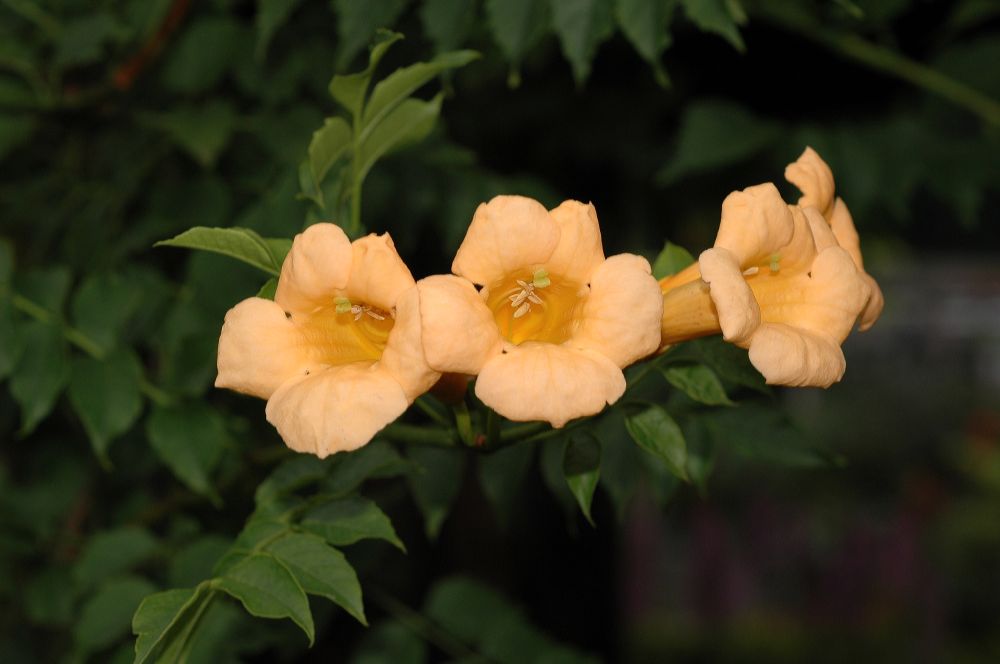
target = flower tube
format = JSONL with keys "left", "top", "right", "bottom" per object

{"left": 417, "top": 196, "right": 663, "bottom": 427}
{"left": 660, "top": 183, "right": 873, "bottom": 387}
{"left": 215, "top": 223, "right": 439, "bottom": 457}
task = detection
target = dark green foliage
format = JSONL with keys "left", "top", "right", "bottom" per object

{"left": 0, "top": 0, "right": 995, "bottom": 660}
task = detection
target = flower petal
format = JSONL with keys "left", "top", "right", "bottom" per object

{"left": 475, "top": 343, "right": 625, "bottom": 428}
{"left": 715, "top": 183, "right": 795, "bottom": 266}
{"left": 698, "top": 247, "right": 760, "bottom": 344}
{"left": 828, "top": 199, "right": 883, "bottom": 331}
{"left": 546, "top": 200, "right": 605, "bottom": 283}
{"left": 379, "top": 285, "right": 440, "bottom": 399}
{"left": 748, "top": 323, "right": 846, "bottom": 388}
{"left": 451, "top": 195, "right": 560, "bottom": 285}
{"left": 785, "top": 146, "right": 835, "bottom": 216}
{"left": 416, "top": 275, "right": 502, "bottom": 374}
{"left": 265, "top": 363, "right": 408, "bottom": 457}
{"left": 572, "top": 253, "right": 663, "bottom": 367}
{"left": 345, "top": 233, "right": 415, "bottom": 311}
{"left": 275, "top": 223, "right": 353, "bottom": 315}
{"left": 216, "top": 298, "right": 314, "bottom": 399}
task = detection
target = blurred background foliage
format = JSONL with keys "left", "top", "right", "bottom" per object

{"left": 0, "top": 0, "right": 998, "bottom": 661}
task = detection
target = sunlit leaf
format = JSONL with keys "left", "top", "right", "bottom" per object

{"left": 308, "top": 116, "right": 352, "bottom": 187}
{"left": 329, "top": 31, "right": 403, "bottom": 118}
{"left": 132, "top": 584, "right": 212, "bottom": 664}
{"left": 357, "top": 94, "right": 443, "bottom": 182}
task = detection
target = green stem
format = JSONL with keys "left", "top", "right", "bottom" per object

{"left": 382, "top": 422, "right": 458, "bottom": 447}
{"left": 485, "top": 408, "right": 500, "bottom": 448}
{"left": 11, "top": 291, "right": 177, "bottom": 406}
{"left": 368, "top": 589, "right": 483, "bottom": 661}
{"left": 759, "top": 9, "right": 1000, "bottom": 126}
{"left": 499, "top": 421, "right": 547, "bottom": 442}
{"left": 414, "top": 395, "right": 452, "bottom": 427}
{"left": 11, "top": 293, "right": 104, "bottom": 358}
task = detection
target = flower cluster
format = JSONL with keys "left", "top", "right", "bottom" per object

{"left": 216, "top": 148, "right": 882, "bottom": 456}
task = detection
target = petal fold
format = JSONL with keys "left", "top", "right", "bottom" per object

{"left": 452, "top": 195, "right": 560, "bottom": 285}
{"left": 475, "top": 344, "right": 625, "bottom": 428}
{"left": 698, "top": 248, "right": 760, "bottom": 344}
{"left": 416, "top": 275, "right": 503, "bottom": 374}
{"left": 216, "top": 298, "right": 313, "bottom": 399}
{"left": 572, "top": 253, "right": 663, "bottom": 367}
{"left": 715, "top": 183, "right": 795, "bottom": 266}
{"left": 265, "top": 363, "right": 408, "bottom": 457}
{"left": 275, "top": 223, "right": 353, "bottom": 315}
{"left": 345, "top": 233, "right": 416, "bottom": 311}
{"left": 546, "top": 200, "right": 605, "bottom": 283}
{"left": 785, "top": 146, "right": 835, "bottom": 216}
{"left": 748, "top": 324, "right": 846, "bottom": 388}
{"left": 379, "top": 286, "right": 440, "bottom": 399}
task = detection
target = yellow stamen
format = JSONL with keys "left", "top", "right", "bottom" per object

{"left": 485, "top": 270, "right": 583, "bottom": 345}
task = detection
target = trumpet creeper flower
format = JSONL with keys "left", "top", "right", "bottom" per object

{"left": 215, "top": 224, "right": 439, "bottom": 457}
{"left": 660, "top": 183, "right": 872, "bottom": 387}
{"left": 417, "top": 195, "right": 663, "bottom": 427}
{"left": 785, "top": 147, "right": 884, "bottom": 330}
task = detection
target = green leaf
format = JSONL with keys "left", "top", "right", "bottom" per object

{"left": 68, "top": 349, "right": 144, "bottom": 463}
{"left": 162, "top": 18, "right": 241, "bottom": 94}
{"left": 301, "top": 496, "right": 405, "bottom": 551}
{"left": 0, "top": 298, "right": 19, "bottom": 381}
{"left": 420, "top": 0, "right": 479, "bottom": 53}
{"left": 169, "top": 536, "right": 231, "bottom": 588}
{"left": 155, "top": 227, "right": 288, "bottom": 276}
{"left": 255, "top": 0, "right": 305, "bottom": 59}
{"left": 616, "top": 0, "right": 675, "bottom": 85}
{"left": 142, "top": 101, "right": 236, "bottom": 167}
{"left": 332, "top": 0, "right": 410, "bottom": 70}
{"left": 662, "top": 364, "right": 734, "bottom": 406}
{"left": 146, "top": 403, "right": 229, "bottom": 498}
{"left": 256, "top": 277, "right": 278, "bottom": 299}
{"left": 329, "top": 31, "right": 403, "bottom": 118}
{"left": 657, "top": 100, "right": 777, "bottom": 184}
{"left": 563, "top": 434, "right": 601, "bottom": 525}
{"left": 266, "top": 532, "right": 366, "bottom": 624}
{"left": 651, "top": 240, "right": 695, "bottom": 279}
{"left": 25, "top": 567, "right": 75, "bottom": 627}
{"left": 212, "top": 553, "right": 315, "bottom": 644}
{"left": 550, "top": 0, "right": 615, "bottom": 84}
{"left": 665, "top": 337, "right": 766, "bottom": 392}
{"left": 363, "top": 50, "right": 479, "bottom": 132}
{"left": 75, "top": 575, "right": 157, "bottom": 652}
{"left": 323, "top": 439, "right": 411, "bottom": 496}
{"left": 132, "top": 584, "right": 213, "bottom": 664}
{"left": 357, "top": 94, "right": 443, "bottom": 183}
{"left": 680, "top": 0, "right": 745, "bottom": 51}
{"left": 424, "top": 576, "right": 600, "bottom": 663}
{"left": 16, "top": 266, "right": 71, "bottom": 313}
{"left": 308, "top": 116, "right": 352, "bottom": 187}
{"left": 407, "top": 446, "right": 463, "bottom": 538}
{"left": 478, "top": 442, "right": 534, "bottom": 529}
{"left": 10, "top": 321, "right": 69, "bottom": 435}
{"left": 352, "top": 622, "right": 428, "bottom": 664}
{"left": 71, "top": 271, "right": 145, "bottom": 354}
{"left": 625, "top": 405, "right": 688, "bottom": 481}
{"left": 54, "top": 12, "right": 126, "bottom": 69}
{"left": 486, "top": 0, "right": 550, "bottom": 80}
{"left": 255, "top": 455, "right": 329, "bottom": 506}
{"left": 73, "top": 527, "right": 158, "bottom": 592}
{"left": 0, "top": 113, "right": 37, "bottom": 161}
